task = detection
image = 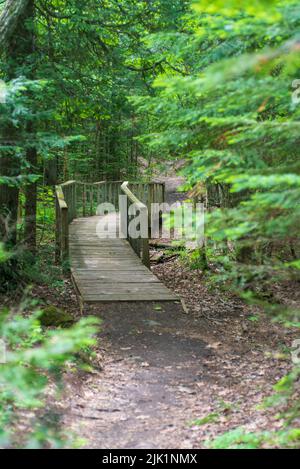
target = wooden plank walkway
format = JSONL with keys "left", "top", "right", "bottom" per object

{"left": 69, "top": 216, "right": 177, "bottom": 303}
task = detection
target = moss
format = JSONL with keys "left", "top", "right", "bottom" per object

{"left": 40, "top": 305, "right": 74, "bottom": 328}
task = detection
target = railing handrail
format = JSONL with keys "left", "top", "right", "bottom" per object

{"left": 121, "top": 181, "right": 147, "bottom": 210}
{"left": 55, "top": 184, "right": 68, "bottom": 210}
{"left": 60, "top": 180, "right": 76, "bottom": 188}
{"left": 120, "top": 181, "right": 150, "bottom": 268}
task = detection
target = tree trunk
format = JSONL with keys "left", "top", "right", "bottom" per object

{"left": 0, "top": 0, "right": 30, "bottom": 47}
{"left": 23, "top": 1, "right": 37, "bottom": 252}
{"left": 24, "top": 144, "right": 37, "bottom": 251}
{"left": 10, "top": 0, "right": 37, "bottom": 252}
{"left": 0, "top": 111, "right": 19, "bottom": 244}
{"left": 0, "top": 156, "right": 19, "bottom": 245}
{"left": 0, "top": 0, "right": 35, "bottom": 247}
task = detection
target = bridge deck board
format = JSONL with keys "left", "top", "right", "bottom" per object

{"left": 69, "top": 216, "right": 178, "bottom": 303}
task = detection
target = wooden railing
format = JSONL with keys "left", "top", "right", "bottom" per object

{"left": 120, "top": 181, "right": 150, "bottom": 268}
{"left": 55, "top": 184, "right": 69, "bottom": 263}
{"left": 60, "top": 181, "right": 77, "bottom": 222}
{"left": 55, "top": 179, "right": 165, "bottom": 265}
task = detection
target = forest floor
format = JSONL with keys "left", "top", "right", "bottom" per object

{"left": 3, "top": 177, "right": 298, "bottom": 448}
{"left": 40, "top": 176, "right": 298, "bottom": 449}
{"left": 56, "top": 276, "right": 296, "bottom": 449}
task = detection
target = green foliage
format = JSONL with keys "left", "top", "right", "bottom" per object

{"left": 0, "top": 77, "right": 74, "bottom": 183}
{"left": 22, "top": 0, "right": 190, "bottom": 182}
{"left": 192, "top": 0, "right": 282, "bottom": 24}
{"left": 207, "top": 427, "right": 268, "bottom": 449}
{"left": 0, "top": 236, "right": 99, "bottom": 448}
{"left": 133, "top": 0, "right": 300, "bottom": 315}
{"left": 203, "top": 363, "right": 300, "bottom": 448}
{"left": 0, "top": 243, "right": 10, "bottom": 263}
{"left": 191, "top": 412, "right": 220, "bottom": 426}
{"left": 0, "top": 304, "right": 99, "bottom": 448}
{"left": 207, "top": 426, "right": 300, "bottom": 449}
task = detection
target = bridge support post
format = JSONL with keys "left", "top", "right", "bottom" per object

{"left": 142, "top": 237, "right": 150, "bottom": 268}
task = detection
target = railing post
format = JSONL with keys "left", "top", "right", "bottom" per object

{"left": 148, "top": 184, "right": 154, "bottom": 229}
{"left": 55, "top": 184, "right": 70, "bottom": 264}
{"left": 55, "top": 196, "right": 61, "bottom": 263}
{"left": 97, "top": 184, "right": 100, "bottom": 206}
{"left": 61, "top": 206, "right": 69, "bottom": 263}
{"left": 108, "top": 183, "right": 112, "bottom": 207}
{"left": 141, "top": 204, "right": 150, "bottom": 268}
{"left": 119, "top": 193, "right": 128, "bottom": 239}
{"left": 90, "top": 185, "right": 94, "bottom": 216}
{"left": 83, "top": 184, "right": 86, "bottom": 217}
{"left": 74, "top": 182, "right": 77, "bottom": 219}
{"left": 142, "top": 237, "right": 150, "bottom": 268}
{"left": 162, "top": 182, "right": 166, "bottom": 203}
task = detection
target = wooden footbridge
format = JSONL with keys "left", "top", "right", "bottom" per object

{"left": 55, "top": 180, "right": 177, "bottom": 303}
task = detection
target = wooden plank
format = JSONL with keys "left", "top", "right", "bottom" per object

{"left": 70, "top": 254, "right": 135, "bottom": 259}
{"left": 72, "top": 266, "right": 149, "bottom": 273}
{"left": 71, "top": 256, "right": 138, "bottom": 261}
{"left": 70, "top": 250, "right": 133, "bottom": 254}
{"left": 71, "top": 262, "right": 147, "bottom": 270}
{"left": 69, "top": 240, "right": 128, "bottom": 245}
{"left": 71, "top": 258, "right": 144, "bottom": 264}
{"left": 78, "top": 284, "right": 175, "bottom": 295}
{"left": 70, "top": 249, "right": 133, "bottom": 252}
{"left": 84, "top": 294, "right": 176, "bottom": 302}
{"left": 73, "top": 276, "right": 159, "bottom": 283}
{"left": 70, "top": 249, "right": 134, "bottom": 255}
{"left": 70, "top": 246, "right": 131, "bottom": 250}
{"left": 71, "top": 261, "right": 148, "bottom": 270}
{"left": 69, "top": 239, "right": 127, "bottom": 245}
{"left": 73, "top": 270, "right": 155, "bottom": 277}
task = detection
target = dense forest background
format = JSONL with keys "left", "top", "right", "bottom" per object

{"left": 0, "top": 0, "right": 300, "bottom": 449}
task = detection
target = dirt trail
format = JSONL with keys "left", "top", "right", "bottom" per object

{"left": 63, "top": 302, "right": 216, "bottom": 449}
{"left": 61, "top": 177, "right": 294, "bottom": 449}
